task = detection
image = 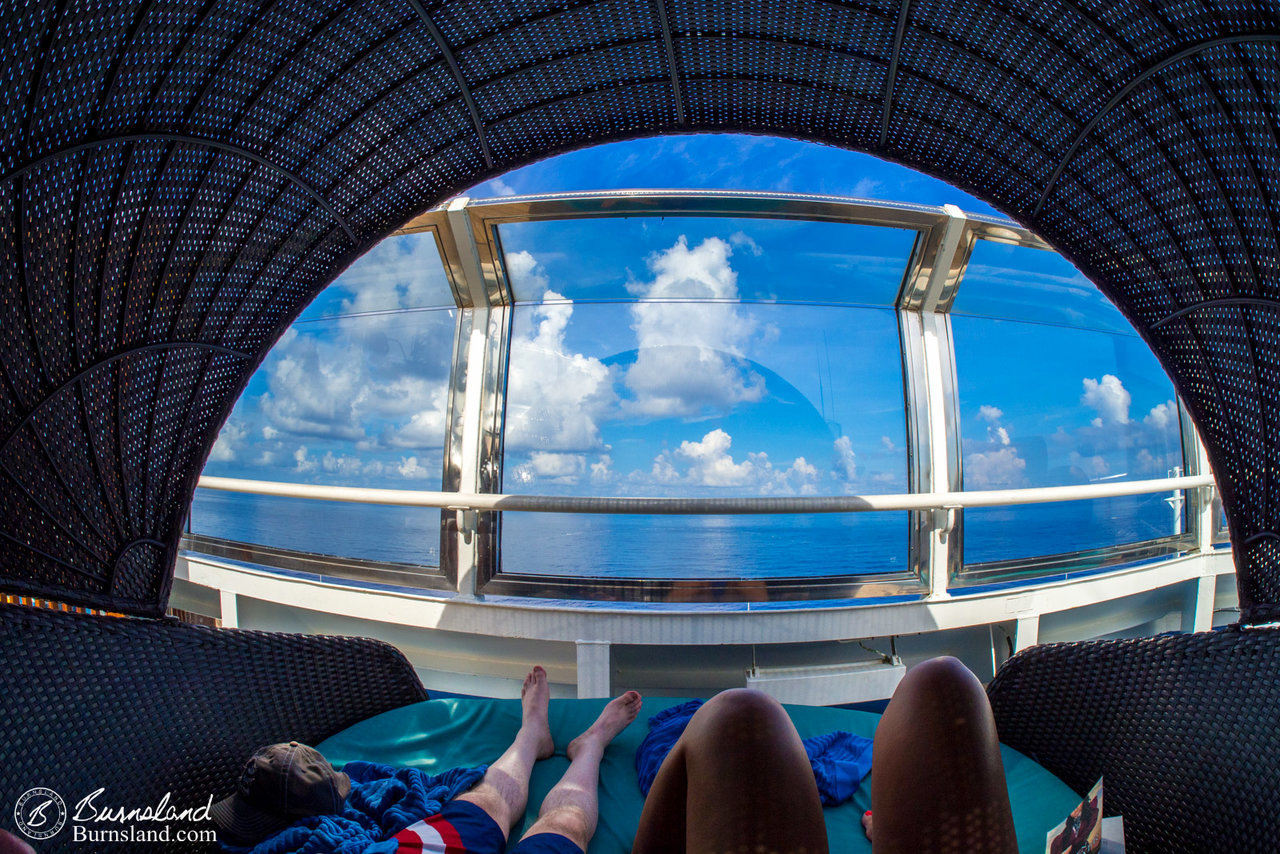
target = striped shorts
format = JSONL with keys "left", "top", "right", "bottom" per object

{"left": 394, "top": 799, "right": 584, "bottom": 854}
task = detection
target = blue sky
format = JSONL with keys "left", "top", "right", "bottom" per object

{"left": 202, "top": 133, "right": 1182, "bottom": 503}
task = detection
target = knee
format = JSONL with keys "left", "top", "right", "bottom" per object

{"left": 0, "top": 831, "right": 36, "bottom": 854}
{"left": 705, "top": 687, "right": 784, "bottom": 717}
{"left": 886, "top": 657, "right": 994, "bottom": 735}
{"left": 898, "top": 656, "right": 983, "bottom": 698}
{"left": 455, "top": 787, "right": 512, "bottom": 837}
{"left": 530, "top": 806, "right": 592, "bottom": 850}
{"left": 694, "top": 688, "right": 790, "bottom": 734}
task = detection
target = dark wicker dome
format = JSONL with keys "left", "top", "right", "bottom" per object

{"left": 3, "top": 0, "right": 1280, "bottom": 617}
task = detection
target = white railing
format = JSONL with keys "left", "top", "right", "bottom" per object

{"left": 197, "top": 473, "right": 1214, "bottom": 513}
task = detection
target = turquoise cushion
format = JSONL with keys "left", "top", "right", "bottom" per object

{"left": 317, "top": 696, "right": 1079, "bottom": 853}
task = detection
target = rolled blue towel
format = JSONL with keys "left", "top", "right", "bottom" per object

{"left": 635, "top": 700, "right": 874, "bottom": 807}
{"left": 804, "top": 730, "right": 875, "bottom": 806}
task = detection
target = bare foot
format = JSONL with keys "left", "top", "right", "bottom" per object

{"left": 567, "top": 691, "right": 643, "bottom": 761}
{"left": 862, "top": 809, "right": 873, "bottom": 841}
{"left": 521, "top": 666, "right": 555, "bottom": 760}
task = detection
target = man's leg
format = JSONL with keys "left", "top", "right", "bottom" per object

{"left": 454, "top": 666, "right": 556, "bottom": 840}
{"left": 632, "top": 689, "right": 828, "bottom": 854}
{"left": 511, "top": 690, "right": 642, "bottom": 852}
{"left": 864, "top": 656, "right": 1017, "bottom": 854}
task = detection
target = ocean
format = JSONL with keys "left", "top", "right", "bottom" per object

{"left": 189, "top": 489, "right": 1182, "bottom": 579}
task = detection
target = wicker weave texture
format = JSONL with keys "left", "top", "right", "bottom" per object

{"left": 3, "top": 0, "right": 1280, "bottom": 613}
{"left": 0, "top": 604, "right": 427, "bottom": 852}
{"left": 987, "top": 628, "right": 1280, "bottom": 853}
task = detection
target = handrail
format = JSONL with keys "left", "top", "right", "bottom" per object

{"left": 197, "top": 473, "right": 1214, "bottom": 514}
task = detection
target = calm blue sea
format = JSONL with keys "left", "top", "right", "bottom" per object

{"left": 189, "top": 489, "right": 1181, "bottom": 578}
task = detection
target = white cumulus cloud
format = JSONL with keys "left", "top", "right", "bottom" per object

{"left": 976, "top": 405, "right": 1012, "bottom": 445}
{"left": 259, "top": 332, "right": 366, "bottom": 441}
{"left": 487, "top": 177, "right": 518, "bottom": 197}
{"left": 293, "top": 446, "right": 317, "bottom": 473}
{"left": 209, "top": 420, "right": 247, "bottom": 462}
{"left": 966, "top": 446, "right": 1027, "bottom": 489}
{"left": 398, "top": 456, "right": 433, "bottom": 479}
{"left": 505, "top": 249, "right": 550, "bottom": 298}
{"left": 673, "top": 428, "right": 757, "bottom": 487}
{"left": 623, "top": 236, "right": 765, "bottom": 417}
{"left": 978, "top": 405, "right": 1003, "bottom": 423}
{"left": 1144, "top": 399, "right": 1178, "bottom": 431}
{"left": 513, "top": 451, "right": 588, "bottom": 483}
{"left": 1081, "top": 374, "right": 1131, "bottom": 426}
{"left": 833, "top": 435, "right": 857, "bottom": 480}
{"left": 590, "top": 456, "right": 615, "bottom": 483}
{"left": 385, "top": 386, "right": 450, "bottom": 449}
{"left": 646, "top": 430, "right": 824, "bottom": 494}
{"left": 505, "top": 287, "right": 616, "bottom": 452}
{"left": 728, "top": 231, "right": 764, "bottom": 257}
{"left": 334, "top": 232, "right": 455, "bottom": 320}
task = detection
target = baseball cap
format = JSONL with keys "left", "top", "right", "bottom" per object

{"left": 210, "top": 741, "right": 351, "bottom": 846}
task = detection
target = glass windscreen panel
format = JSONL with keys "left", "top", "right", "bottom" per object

{"left": 192, "top": 231, "right": 458, "bottom": 567}
{"left": 495, "top": 216, "right": 915, "bottom": 579}
{"left": 500, "top": 217, "right": 910, "bottom": 305}
{"left": 952, "top": 239, "right": 1187, "bottom": 570}
{"left": 1213, "top": 499, "right": 1230, "bottom": 545}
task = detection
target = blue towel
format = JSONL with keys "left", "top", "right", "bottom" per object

{"left": 803, "top": 729, "right": 875, "bottom": 806}
{"left": 224, "top": 761, "right": 486, "bottom": 854}
{"left": 634, "top": 700, "right": 874, "bottom": 807}
{"left": 634, "top": 700, "right": 704, "bottom": 795}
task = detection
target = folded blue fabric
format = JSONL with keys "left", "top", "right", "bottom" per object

{"left": 634, "top": 699, "right": 704, "bottom": 795}
{"left": 804, "top": 730, "right": 875, "bottom": 806}
{"left": 634, "top": 700, "right": 874, "bottom": 807}
{"left": 224, "top": 761, "right": 486, "bottom": 854}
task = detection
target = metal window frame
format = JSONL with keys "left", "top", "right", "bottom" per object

{"left": 945, "top": 230, "right": 1213, "bottom": 585}
{"left": 364, "top": 190, "right": 1216, "bottom": 602}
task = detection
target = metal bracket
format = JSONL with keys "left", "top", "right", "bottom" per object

{"left": 449, "top": 506, "right": 477, "bottom": 544}
{"left": 935, "top": 505, "right": 959, "bottom": 544}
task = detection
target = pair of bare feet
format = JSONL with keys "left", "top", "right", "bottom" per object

{"left": 518, "top": 665, "right": 643, "bottom": 762}
{"left": 469, "top": 665, "right": 640, "bottom": 851}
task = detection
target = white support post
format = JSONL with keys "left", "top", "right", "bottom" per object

{"left": 576, "top": 640, "right": 611, "bottom": 698}
{"left": 1183, "top": 574, "right": 1217, "bottom": 633}
{"left": 219, "top": 589, "right": 239, "bottom": 629}
{"left": 1193, "top": 431, "right": 1217, "bottom": 554}
{"left": 1014, "top": 614, "right": 1040, "bottom": 653}
{"left": 923, "top": 313, "right": 954, "bottom": 599}
{"left": 920, "top": 206, "right": 968, "bottom": 599}
{"left": 445, "top": 198, "right": 493, "bottom": 600}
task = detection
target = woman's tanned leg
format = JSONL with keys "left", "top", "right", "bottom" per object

{"left": 868, "top": 656, "right": 1017, "bottom": 854}
{"left": 632, "top": 689, "right": 828, "bottom": 854}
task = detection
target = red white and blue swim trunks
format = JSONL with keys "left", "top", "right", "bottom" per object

{"left": 394, "top": 799, "right": 583, "bottom": 854}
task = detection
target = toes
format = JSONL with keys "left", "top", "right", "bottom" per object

{"left": 620, "top": 691, "right": 642, "bottom": 716}
{"left": 522, "top": 666, "right": 548, "bottom": 695}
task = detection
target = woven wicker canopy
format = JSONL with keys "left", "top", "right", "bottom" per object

{"left": 3, "top": 0, "right": 1279, "bottom": 618}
